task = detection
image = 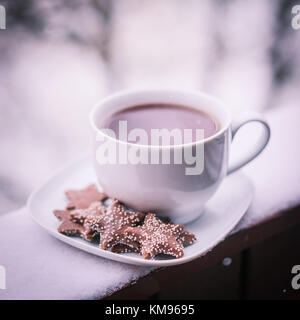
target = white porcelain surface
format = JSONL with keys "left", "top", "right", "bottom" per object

{"left": 90, "top": 88, "right": 269, "bottom": 224}
{"left": 28, "top": 156, "right": 254, "bottom": 267}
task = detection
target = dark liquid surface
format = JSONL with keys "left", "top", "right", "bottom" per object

{"left": 101, "top": 104, "right": 219, "bottom": 145}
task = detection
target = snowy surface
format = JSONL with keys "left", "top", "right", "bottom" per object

{"left": 0, "top": 105, "right": 299, "bottom": 300}
{"left": 0, "top": 208, "right": 154, "bottom": 300}
{"left": 237, "top": 105, "right": 300, "bottom": 229}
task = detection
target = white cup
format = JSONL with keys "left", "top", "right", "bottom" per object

{"left": 90, "top": 88, "right": 270, "bottom": 224}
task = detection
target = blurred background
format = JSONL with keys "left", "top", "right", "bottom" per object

{"left": 0, "top": 0, "right": 299, "bottom": 213}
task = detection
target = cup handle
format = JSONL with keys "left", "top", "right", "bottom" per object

{"left": 228, "top": 110, "right": 271, "bottom": 174}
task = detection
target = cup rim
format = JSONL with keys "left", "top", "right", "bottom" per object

{"left": 89, "top": 88, "right": 231, "bottom": 150}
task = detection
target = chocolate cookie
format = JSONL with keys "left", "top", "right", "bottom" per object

{"left": 70, "top": 201, "right": 105, "bottom": 225}
{"left": 163, "top": 217, "right": 196, "bottom": 246}
{"left": 53, "top": 210, "right": 99, "bottom": 241}
{"left": 65, "top": 184, "right": 107, "bottom": 210}
{"left": 84, "top": 199, "right": 145, "bottom": 250}
{"left": 122, "top": 213, "right": 184, "bottom": 259}
{"left": 178, "top": 230, "right": 196, "bottom": 246}
{"left": 55, "top": 184, "right": 196, "bottom": 260}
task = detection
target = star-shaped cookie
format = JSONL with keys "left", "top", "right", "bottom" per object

{"left": 122, "top": 213, "right": 185, "bottom": 259}
{"left": 163, "top": 218, "right": 196, "bottom": 246}
{"left": 160, "top": 217, "right": 196, "bottom": 246}
{"left": 65, "top": 184, "right": 107, "bottom": 210}
{"left": 178, "top": 230, "right": 196, "bottom": 246}
{"left": 84, "top": 199, "right": 145, "bottom": 250}
{"left": 53, "top": 209, "right": 99, "bottom": 241}
{"left": 111, "top": 226, "right": 195, "bottom": 255}
{"left": 70, "top": 201, "right": 105, "bottom": 225}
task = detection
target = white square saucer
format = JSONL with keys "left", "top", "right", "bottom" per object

{"left": 28, "top": 156, "right": 253, "bottom": 267}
